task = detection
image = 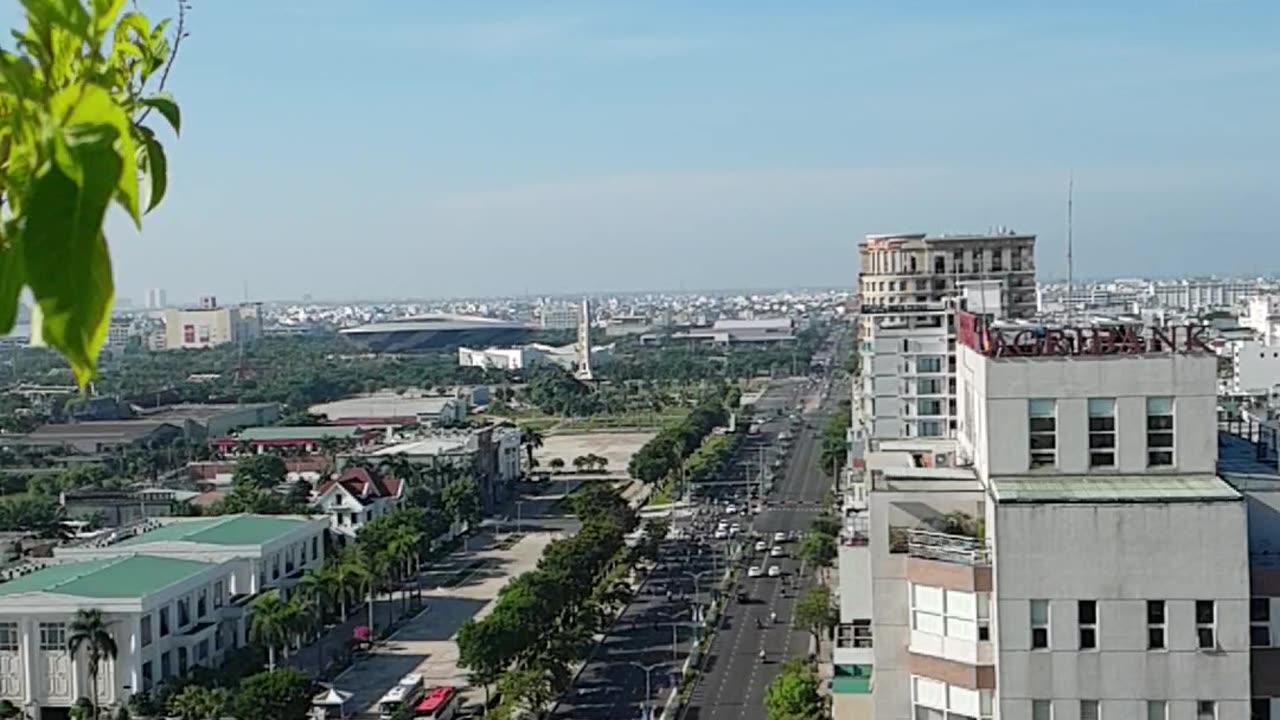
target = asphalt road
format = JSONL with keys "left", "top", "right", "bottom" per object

{"left": 680, "top": 378, "right": 835, "bottom": 720}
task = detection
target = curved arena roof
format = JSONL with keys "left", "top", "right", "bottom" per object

{"left": 339, "top": 314, "right": 533, "bottom": 353}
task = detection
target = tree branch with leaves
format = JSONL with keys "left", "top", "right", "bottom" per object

{"left": 0, "top": 0, "right": 187, "bottom": 385}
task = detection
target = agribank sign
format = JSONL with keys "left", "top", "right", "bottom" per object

{"left": 956, "top": 311, "right": 1211, "bottom": 358}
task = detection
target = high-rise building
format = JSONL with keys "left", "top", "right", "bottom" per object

{"left": 855, "top": 231, "right": 1036, "bottom": 443}
{"left": 145, "top": 288, "right": 167, "bottom": 309}
{"left": 834, "top": 313, "right": 1274, "bottom": 720}
{"left": 162, "top": 299, "right": 262, "bottom": 350}
{"left": 539, "top": 302, "right": 581, "bottom": 330}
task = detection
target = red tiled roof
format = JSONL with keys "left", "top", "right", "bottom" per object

{"left": 314, "top": 466, "right": 403, "bottom": 504}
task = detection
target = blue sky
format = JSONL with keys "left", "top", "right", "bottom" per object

{"left": 16, "top": 1, "right": 1280, "bottom": 301}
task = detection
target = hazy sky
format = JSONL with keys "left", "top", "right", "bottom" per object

{"left": 14, "top": 1, "right": 1280, "bottom": 301}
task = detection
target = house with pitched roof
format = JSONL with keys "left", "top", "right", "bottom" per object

{"left": 310, "top": 467, "right": 405, "bottom": 541}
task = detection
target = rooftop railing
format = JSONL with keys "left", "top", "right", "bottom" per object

{"left": 906, "top": 528, "right": 990, "bottom": 566}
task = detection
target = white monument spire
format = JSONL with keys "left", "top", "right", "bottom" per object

{"left": 575, "top": 296, "right": 594, "bottom": 381}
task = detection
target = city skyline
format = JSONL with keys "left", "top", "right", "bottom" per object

{"left": 0, "top": 0, "right": 1270, "bottom": 301}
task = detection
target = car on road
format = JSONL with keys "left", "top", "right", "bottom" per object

{"left": 774, "top": 531, "right": 787, "bottom": 543}
{"left": 770, "top": 546, "right": 785, "bottom": 558}
{"left": 725, "top": 504, "right": 738, "bottom": 515}
{"left": 729, "top": 523, "right": 741, "bottom": 535}
{"left": 713, "top": 528, "right": 728, "bottom": 539}
{"left": 754, "top": 540, "right": 767, "bottom": 552}
{"left": 767, "top": 565, "right": 781, "bottom": 577}
{"left": 748, "top": 565, "right": 763, "bottom": 578}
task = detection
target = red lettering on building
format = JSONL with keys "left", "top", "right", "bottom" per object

{"left": 954, "top": 312, "right": 1212, "bottom": 358}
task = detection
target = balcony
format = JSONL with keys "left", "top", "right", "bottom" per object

{"left": 908, "top": 529, "right": 989, "bottom": 566}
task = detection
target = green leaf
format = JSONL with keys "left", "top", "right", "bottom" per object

{"left": 0, "top": 236, "right": 26, "bottom": 335}
{"left": 113, "top": 11, "right": 149, "bottom": 42}
{"left": 21, "top": 129, "right": 120, "bottom": 387}
{"left": 51, "top": 83, "right": 139, "bottom": 225}
{"left": 18, "top": 0, "right": 91, "bottom": 42}
{"left": 141, "top": 133, "right": 167, "bottom": 211}
{"left": 141, "top": 92, "right": 180, "bottom": 136}
{"left": 90, "top": 0, "right": 126, "bottom": 39}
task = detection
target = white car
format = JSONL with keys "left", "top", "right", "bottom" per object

{"left": 729, "top": 523, "right": 741, "bottom": 535}
{"left": 770, "top": 546, "right": 785, "bottom": 558}
{"left": 767, "top": 565, "right": 782, "bottom": 578}
{"left": 714, "top": 528, "right": 728, "bottom": 540}
{"left": 747, "top": 565, "right": 763, "bottom": 578}
{"left": 725, "top": 504, "right": 738, "bottom": 515}
{"left": 773, "top": 531, "right": 787, "bottom": 543}
{"left": 717, "top": 521, "right": 728, "bottom": 531}
{"left": 755, "top": 540, "right": 768, "bottom": 552}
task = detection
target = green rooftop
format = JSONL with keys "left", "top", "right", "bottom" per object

{"left": 117, "top": 515, "right": 310, "bottom": 548}
{"left": 0, "top": 556, "right": 216, "bottom": 599}
{"left": 235, "top": 426, "right": 363, "bottom": 441}
{"left": 993, "top": 474, "right": 1241, "bottom": 503}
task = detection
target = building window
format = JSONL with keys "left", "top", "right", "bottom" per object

{"left": 918, "top": 399, "right": 943, "bottom": 416}
{"left": 140, "top": 616, "right": 153, "bottom": 647}
{"left": 853, "top": 619, "right": 873, "bottom": 648}
{"left": 1088, "top": 399, "right": 1116, "bottom": 468}
{"left": 1148, "top": 701, "right": 1167, "bottom": 720}
{"left": 1253, "top": 598, "right": 1272, "bottom": 647}
{"left": 1252, "top": 699, "right": 1270, "bottom": 720}
{"left": 38, "top": 622, "right": 65, "bottom": 651}
{"left": 177, "top": 598, "right": 191, "bottom": 627}
{"left": 213, "top": 581, "right": 224, "bottom": 609}
{"left": 197, "top": 589, "right": 208, "bottom": 618}
{"left": 160, "top": 651, "right": 171, "bottom": 679}
{"left": 1078, "top": 600, "right": 1097, "bottom": 650}
{"left": 1081, "top": 700, "right": 1099, "bottom": 720}
{"left": 1147, "top": 397, "right": 1175, "bottom": 466}
{"left": 196, "top": 639, "right": 209, "bottom": 662}
{"left": 1031, "top": 599, "right": 1049, "bottom": 649}
{"left": 1198, "top": 701, "right": 1216, "bottom": 720}
{"left": 1197, "top": 600, "right": 1216, "bottom": 649}
{"left": 918, "top": 356, "right": 943, "bottom": 373}
{"left": 178, "top": 646, "right": 188, "bottom": 676}
{"left": 1029, "top": 400, "right": 1057, "bottom": 469}
{"left": 1147, "top": 601, "right": 1166, "bottom": 649}
{"left": 312, "top": 537, "right": 319, "bottom": 560}
{"left": 1032, "top": 700, "right": 1052, "bottom": 720}
{"left": 919, "top": 420, "right": 943, "bottom": 438}
{"left": 159, "top": 606, "right": 170, "bottom": 637}
{"left": 0, "top": 623, "right": 16, "bottom": 652}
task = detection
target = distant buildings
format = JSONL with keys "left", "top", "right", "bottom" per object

{"left": 310, "top": 392, "right": 468, "bottom": 427}
{"left": 145, "top": 288, "right": 167, "bottom": 309}
{"left": 538, "top": 302, "right": 581, "bottom": 330}
{"left": 161, "top": 297, "right": 262, "bottom": 350}
{"left": 667, "top": 317, "right": 796, "bottom": 345}
{"left": 457, "top": 343, "right": 613, "bottom": 373}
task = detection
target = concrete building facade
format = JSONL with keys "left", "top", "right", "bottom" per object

{"left": 837, "top": 313, "right": 1254, "bottom": 720}
{"left": 162, "top": 300, "right": 262, "bottom": 350}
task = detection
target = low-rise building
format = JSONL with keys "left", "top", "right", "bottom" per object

{"left": 60, "top": 489, "right": 178, "bottom": 528}
{"left": 139, "top": 403, "right": 280, "bottom": 441}
{"left": 309, "top": 392, "right": 466, "bottom": 427}
{"left": 209, "top": 426, "right": 382, "bottom": 456}
{"left": 13, "top": 421, "right": 184, "bottom": 454}
{"left": 162, "top": 299, "right": 262, "bottom": 350}
{"left": 0, "top": 554, "right": 238, "bottom": 717}
{"left": 311, "top": 467, "right": 404, "bottom": 541}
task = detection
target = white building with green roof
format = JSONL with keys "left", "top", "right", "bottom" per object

{"left": 55, "top": 514, "right": 330, "bottom": 600}
{"left": 0, "top": 554, "right": 236, "bottom": 717}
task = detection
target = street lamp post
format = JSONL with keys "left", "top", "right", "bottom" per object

{"left": 629, "top": 661, "right": 665, "bottom": 720}
{"left": 515, "top": 500, "right": 524, "bottom": 533}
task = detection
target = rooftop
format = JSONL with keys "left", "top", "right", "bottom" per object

{"left": 116, "top": 515, "right": 313, "bottom": 547}
{"left": 991, "top": 474, "right": 1241, "bottom": 504}
{"left": 0, "top": 555, "right": 216, "bottom": 599}
{"left": 139, "top": 403, "right": 278, "bottom": 422}
{"left": 234, "top": 426, "right": 366, "bottom": 442}
{"left": 372, "top": 435, "right": 471, "bottom": 456}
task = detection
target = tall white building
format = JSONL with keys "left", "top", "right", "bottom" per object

{"left": 858, "top": 303, "right": 954, "bottom": 440}
{"left": 835, "top": 314, "right": 1256, "bottom": 720}
{"left": 145, "top": 288, "right": 166, "bottom": 310}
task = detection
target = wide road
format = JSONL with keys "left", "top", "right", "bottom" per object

{"left": 549, "top": 379, "right": 808, "bottom": 720}
{"left": 680, "top": 377, "right": 836, "bottom": 720}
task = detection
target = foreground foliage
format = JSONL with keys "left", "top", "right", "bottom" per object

{"left": 0, "top": 0, "right": 184, "bottom": 385}
{"left": 764, "top": 658, "right": 824, "bottom": 720}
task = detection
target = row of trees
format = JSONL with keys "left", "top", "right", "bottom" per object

{"left": 627, "top": 397, "right": 730, "bottom": 484}
{"left": 545, "top": 454, "right": 609, "bottom": 473}
{"left": 456, "top": 484, "right": 638, "bottom": 716}
{"left": 818, "top": 398, "right": 852, "bottom": 477}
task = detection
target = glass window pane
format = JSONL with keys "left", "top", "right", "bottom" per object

{"left": 1147, "top": 600, "right": 1165, "bottom": 624}
{"left": 1031, "top": 600, "right": 1048, "bottom": 624}
{"left": 1147, "top": 397, "right": 1173, "bottom": 414}
{"left": 1029, "top": 399, "right": 1056, "bottom": 418}
{"left": 1088, "top": 398, "right": 1115, "bottom": 416}
{"left": 1032, "top": 701, "right": 1052, "bottom": 720}
{"left": 1078, "top": 600, "right": 1096, "bottom": 624}
{"left": 1252, "top": 598, "right": 1270, "bottom": 622}
{"left": 1148, "top": 701, "right": 1166, "bottom": 720}
{"left": 1196, "top": 601, "right": 1215, "bottom": 624}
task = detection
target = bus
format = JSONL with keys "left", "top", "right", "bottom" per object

{"left": 377, "top": 673, "right": 425, "bottom": 720}
{"left": 414, "top": 686, "right": 460, "bottom": 720}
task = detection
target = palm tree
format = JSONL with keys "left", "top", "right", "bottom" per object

{"left": 167, "top": 685, "right": 229, "bottom": 720}
{"left": 572, "top": 456, "right": 587, "bottom": 473}
{"left": 67, "top": 609, "right": 117, "bottom": 719}
{"left": 387, "top": 525, "right": 421, "bottom": 615}
{"left": 296, "top": 568, "right": 334, "bottom": 625}
{"left": 520, "top": 426, "right": 544, "bottom": 475}
{"left": 548, "top": 458, "right": 565, "bottom": 473}
{"left": 249, "top": 594, "right": 295, "bottom": 671}
{"left": 316, "top": 436, "right": 341, "bottom": 470}
{"left": 378, "top": 453, "right": 419, "bottom": 486}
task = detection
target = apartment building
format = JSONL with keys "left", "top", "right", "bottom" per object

{"left": 837, "top": 313, "right": 1256, "bottom": 720}
{"left": 162, "top": 297, "right": 263, "bottom": 350}
{"left": 855, "top": 231, "right": 1036, "bottom": 445}
{"left": 856, "top": 231, "right": 1037, "bottom": 323}
{"left": 0, "top": 555, "right": 237, "bottom": 717}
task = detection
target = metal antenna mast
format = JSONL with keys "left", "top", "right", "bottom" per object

{"left": 1067, "top": 172, "right": 1075, "bottom": 323}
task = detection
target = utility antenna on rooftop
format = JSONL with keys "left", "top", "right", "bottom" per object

{"left": 1067, "top": 172, "right": 1075, "bottom": 323}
